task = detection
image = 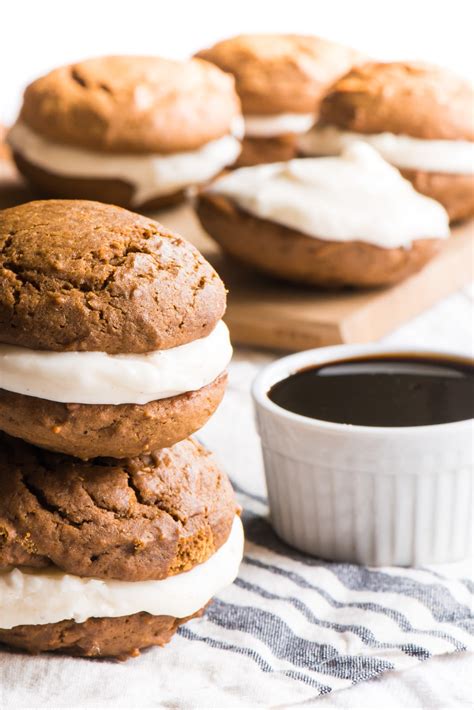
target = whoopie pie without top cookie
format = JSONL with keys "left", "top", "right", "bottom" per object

{"left": 7, "top": 56, "right": 243, "bottom": 209}
{"left": 197, "top": 143, "right": 450, "bottom": 287}
{"left": 0, "top": 200, "right": 232, "bottom": 458}
{"left": 0, "top": 433, "right": 243, "bottom": 658}
{"left": 196, "top": 34, "right": 363, "bottom": 166}
{"left": 299, "top": 62, "right": 474, "bottom": 222}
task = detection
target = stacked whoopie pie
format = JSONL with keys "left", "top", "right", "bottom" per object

{"left": 0, "top": 199, "right": 243, "bottom": 659}
{"left": 7, "top": 55, "right": 243, "bottom": 209}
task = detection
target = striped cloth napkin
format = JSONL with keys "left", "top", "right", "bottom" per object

{"left": 178, "top": 476, "right": 473, "bottom": 699}
{"left": 0, "top": 469, "right": 471, "bottom": 710}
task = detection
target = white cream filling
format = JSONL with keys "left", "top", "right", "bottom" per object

{"left": 0, "top": 320, "right": 232, "bottom": 405}
{"left": 207, "top": 143, "right": 450, "bottom": 249}
{"left": 244, "top": 113, "right": 315, "bottom": 138}
{"left": 0, "top": 516, "right": 244, "bottom": 629}
{"left": 298, "top": 124, "right": 474, "bottom": 175}
{"left": 7, "top": 120, "right": 244, "bottom": 205}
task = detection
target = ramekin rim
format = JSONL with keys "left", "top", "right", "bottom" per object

{"left": 252, "top": 342, "right": 474, "bottom": 436}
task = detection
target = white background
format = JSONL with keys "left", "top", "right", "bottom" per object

{"left": 1, "top": 0, "right": 473, "bottom": 126}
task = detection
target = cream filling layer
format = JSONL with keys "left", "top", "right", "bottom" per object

{"left": 0, "top": 320, "right": 232, "bottom": 405}
{"left": 244, "top": 113, "right": 315, "bottom": 138}
{"left": 7, "top": 121, "right": 243, "bottom": 205}
{"left": 0, "top": 516, "right": 244, "bottom": 629}
{"left": 298, "top": 124, "right": 474, "bottom": 175}
{"left": 207, "top": 143, "right": 450, "bottom": 249}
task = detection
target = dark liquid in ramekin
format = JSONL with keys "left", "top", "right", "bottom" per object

{"left": 268, "top": 354, "right": 474, "bottom": 427}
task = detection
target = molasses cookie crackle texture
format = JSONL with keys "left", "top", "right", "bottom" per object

{"left": 0, "top": 199, "right": 243, "bottom": 659}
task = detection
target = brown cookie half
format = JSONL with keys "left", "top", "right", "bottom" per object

{"left": 0, "top": 372, "right": 227, "bottom": 459}
{"left": 319, "top": 61, "right": 474, "bottom": 141}
{"left": 12, "top": 152, "right": 186, "bottom": 211}
{"left": 235, "top": 134, "right": 298, "bottom": 167}
{"left": 196, "top": 34, "right": 364, "bottom": 115}
{"left": 0, "top": 609, "right": 203, "bottom": 660}
{"left": 399, "top": 168, "right": 474, "bottom": 223}
{"left": 0, "top": 200, "right": 226, "bottom": 352}
{"left": 196, "top": 193, "right": 442, "bottom": 288}
{"left": 0, "top": 433, "right": 238, "bottom": 581}
{"left": 19, "top": 56, "right": 240, "bottom": 154}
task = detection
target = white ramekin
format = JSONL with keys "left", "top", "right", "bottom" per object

{"left": 252, "top": 343, "right": 473, "bottom": 566}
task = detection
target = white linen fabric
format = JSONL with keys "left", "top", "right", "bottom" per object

{"left": 0, "top": 287, "right": 473, "bottom": 709}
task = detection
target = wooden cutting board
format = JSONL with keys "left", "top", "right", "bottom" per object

{"left": 1, "top": 156, "right": 472, "bottom": 352}
{"left": 157, "top": 203, "right": 474, "bottom": 351}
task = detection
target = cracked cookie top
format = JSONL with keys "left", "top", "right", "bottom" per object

{"left": 0, "top": 200, "right": 226, "bottom": 353}
{"left": 0, "top": 433, "right": 238, "bottom": 581}
{"left": 319, "top": 61, "right": 474, "bottom": 141}
{"left": 19, "top": 55, "right": 241, "bottom": 153}
{"left": 196, "top": 34, "right": 364, "bottom": 115}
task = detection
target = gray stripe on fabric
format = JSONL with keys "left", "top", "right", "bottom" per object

{"left": 461, "top": 579, "right": 474, "bottom": 594}
{"left": 242, "top": 511, "right": 473, "bottom": 630}
{"left": 232, "top": 481, "right": 474, "bottom": 636}
{"left": 243, "top": 557, "right": 466, "bottom": 651}
{"left": 205, "top": 598, "right": 395, "bottom": 680}
{"left": 177, "top": 625, "right": 331, "bottom": 692}
{"left": 234, "top": 576, "right": 432, "bottom": 660}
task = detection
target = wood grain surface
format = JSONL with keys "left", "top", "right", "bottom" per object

{"left": 157, "top": 202, "right": 474, "bottom": 351}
